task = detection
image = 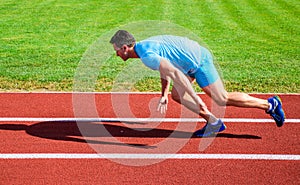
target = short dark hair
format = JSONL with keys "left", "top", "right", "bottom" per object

{"left": 110, "top": 30, "right": 136, "bottom": 48}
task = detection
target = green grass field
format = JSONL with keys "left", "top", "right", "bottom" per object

{"left": 0, "top": 0, "right": 299, "bottom": 92}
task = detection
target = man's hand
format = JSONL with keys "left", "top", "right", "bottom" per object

{"left": 157, "top": 96, "right": 168, "bottom": 114}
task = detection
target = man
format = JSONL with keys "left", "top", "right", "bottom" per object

{"left": 110, "top": 30, "right": 285, "bottom": 137}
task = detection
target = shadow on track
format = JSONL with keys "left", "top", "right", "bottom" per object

{"left": 0, "top": 121, "right": 261, "bottom": 146}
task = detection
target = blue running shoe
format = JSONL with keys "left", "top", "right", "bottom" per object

{"left": 194, "top": 119, "right": 226, "bottom": 137}
{"left": 266, "top": 96, "right": 285, "bottom": 127}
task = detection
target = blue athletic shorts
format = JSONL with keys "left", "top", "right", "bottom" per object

{"left": 188, "top": 49, "right": 220, "bottom": 88}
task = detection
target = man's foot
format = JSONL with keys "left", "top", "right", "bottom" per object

{"left": 266, "top": 96, "right": 285, "bottom": 127}
{"left": 194, "top": 119, "right": 226, "bottom": 137}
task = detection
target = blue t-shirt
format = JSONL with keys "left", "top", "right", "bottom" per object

{"left": 134, "top": 35, "right": 208, "bottom": 74}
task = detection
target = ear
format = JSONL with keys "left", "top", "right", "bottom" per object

{"left": 122, "top": 45, "right": 128, "bottom": 52}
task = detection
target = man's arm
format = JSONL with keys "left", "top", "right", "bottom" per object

{"left": 157, "top": 71, "right": 171, "bottom": 114}
{"left": 160, "top": 74, "right": 171, "bottom": 98}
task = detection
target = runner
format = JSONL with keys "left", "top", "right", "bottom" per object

{"left": 110, "top": 30, "right": 285, "bottom": 137}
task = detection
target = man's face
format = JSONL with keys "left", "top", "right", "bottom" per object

{"left": 113, "top": 44, "right": 129, "bottom": 61}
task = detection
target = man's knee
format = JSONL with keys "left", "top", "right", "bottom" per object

{"left": 213, "top": 93, "right": 228, "bottom": 106}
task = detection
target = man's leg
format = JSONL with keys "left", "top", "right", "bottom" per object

{"left": 201, "top": 78, "right": 285, "bottom": 127}
{"left": 201, "top": 78, "right": 269, "bottom": 110}
{"left": 171, "top": 78, "right": 227, "bottom": 137}
{"left": 171, "top": 76, "right": 218, "bottom": 124}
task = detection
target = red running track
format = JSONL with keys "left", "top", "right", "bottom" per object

{"left": 0, "top": 92, "right": 299, "bottom": 184}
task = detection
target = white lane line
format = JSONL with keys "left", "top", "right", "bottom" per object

{"left": 2, "top": 92, "right": 300, "bottom": 95}
{"left": 0, "top": 117, "right": 299, "bottom": 123}
{"left": 0, "top": 153, "right": 299, "bottom": 160}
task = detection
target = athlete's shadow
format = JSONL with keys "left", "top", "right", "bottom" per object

{"left": 0, "top": 121, "right": 156, "bottom": 148}
{"left": 0, "top": 121, "right": 261, "bottom": 147}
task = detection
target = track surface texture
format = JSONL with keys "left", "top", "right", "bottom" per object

{"left": 0, "top": 92, "right": 299, "bottom": 185}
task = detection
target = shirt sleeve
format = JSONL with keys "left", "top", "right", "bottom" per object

{"left": 140, "top": 52, "right": 162, "bottom": 70}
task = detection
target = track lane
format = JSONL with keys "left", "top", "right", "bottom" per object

{"left": 0, "top": 93, "right": 299, "bottom": 118}
{"left": 0, "top": 93, "right": 299, "bottom": 184}
{"left": 1, "top": 159, "right": 299, "bottom": 185}
{"left": 0, "top": 121, "right": 299, "bottom": 154}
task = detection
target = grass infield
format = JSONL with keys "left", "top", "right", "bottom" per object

{"left": 0, "top": 0, "right": 299, "bottom": 92}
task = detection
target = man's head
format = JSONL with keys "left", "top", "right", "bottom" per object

{"left": 110, "top": 30, "right": 135, "bottom": 48}
{"left": 110, "top": 30, "right": 136, "bottom": 61}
